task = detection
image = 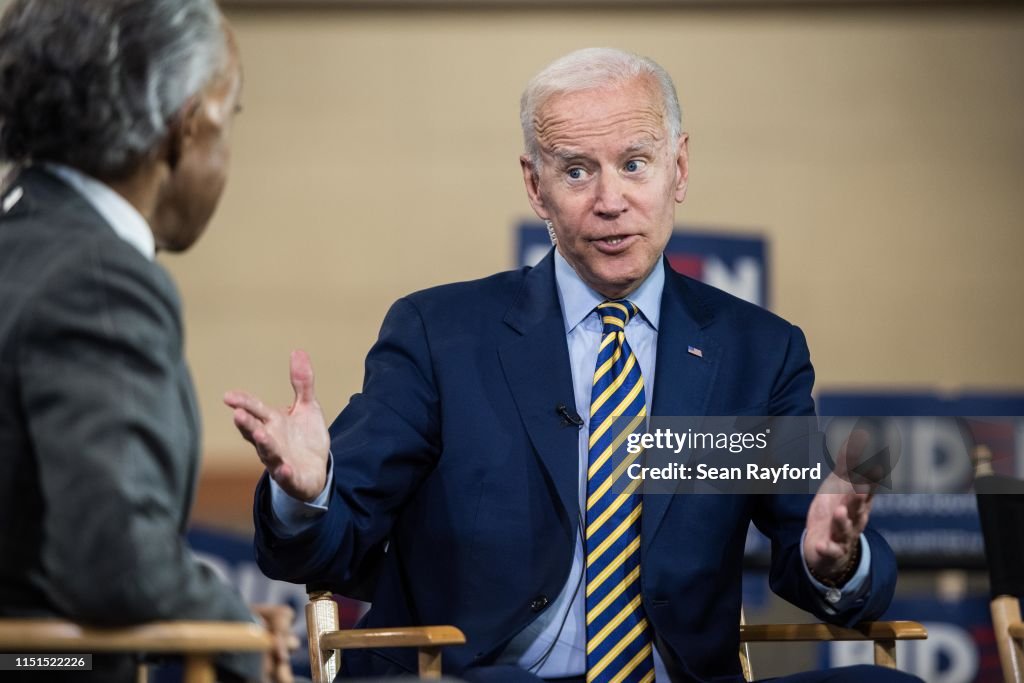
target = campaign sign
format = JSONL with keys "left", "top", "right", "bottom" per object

{"left": 517, "top": 222, "right": 769, "bottom": 307}
{"left": 821, "top": 593, "right": 1000, "bottom": 683}
{"left": 814, "top": 393, "right": 1024, "bottom": 682}
{"left": 815, "top": 393, "right": 1024, "bottom": 568}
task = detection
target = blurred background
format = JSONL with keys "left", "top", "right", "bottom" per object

{"left": 8, "top": 0, "right": 1023, "bottom": 679}
{"left": 185, "top": 2, "right": 1024, "bottom": 680}
{"left": 182, "top": 0, "right": 1024, "bottom": 477}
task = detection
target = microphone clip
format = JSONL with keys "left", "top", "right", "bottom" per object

{"left": 556, "top": 404, "right": 584, "bottom": 429}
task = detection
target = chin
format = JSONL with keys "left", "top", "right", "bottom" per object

{"left": 587, "top": 274, "right": 640, "bottom": 300}
{"left": 596, "top": 265, "right": 648, "bottom": 292}
{"left": 158, "top": 227, "right": 206, "bottom": 253}
{"left": 163, "top": 210, "right": 214, "bottom": 252}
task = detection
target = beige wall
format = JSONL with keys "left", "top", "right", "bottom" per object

{"left": 160, "top": 5, "right": 1024, "bottom": 470}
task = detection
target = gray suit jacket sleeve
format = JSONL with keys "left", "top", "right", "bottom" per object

{"left": 15, "top": 237, "right": 260, "bottom": 679}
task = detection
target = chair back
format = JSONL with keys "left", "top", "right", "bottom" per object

{"left": 973, "top": 445, "right": 1024, "bottom": 683}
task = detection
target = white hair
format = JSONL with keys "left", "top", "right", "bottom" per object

{"left": 0, "top": 0, "right": 226, "bottom": 178}
{"left": 519, "top": 47, "right": 683, "bottom": 165}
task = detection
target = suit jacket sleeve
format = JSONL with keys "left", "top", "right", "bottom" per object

{"left": 753, "top": 324, "right": 897, "bottom": 626}
{"left": 16, "top": 241, "right": 259, "bottom": 677}
{"left": 254, "top": 296, "right": 442, "bottom": 591}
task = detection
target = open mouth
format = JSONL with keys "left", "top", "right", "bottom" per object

{"left": 593, "top": 234, "right": 637, "bottom": 253}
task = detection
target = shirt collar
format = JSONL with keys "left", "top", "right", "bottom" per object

{"left": 45, "top": 163, "right": 155, "bottom": 261}
{"left": 553, "top": 247, "right": 664, "bottom": 334}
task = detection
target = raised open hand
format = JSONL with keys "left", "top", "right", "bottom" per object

{"left": 804, "top": 429, "right": 876, "bottom": 584}
{"left": 224, "top": 350, "right": 330, "bottom": 502}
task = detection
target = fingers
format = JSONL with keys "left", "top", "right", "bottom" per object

{"left": 845, "top": 428, "right": 870, "bottom": 460}
{"left": 829, "top": 504, "right": 855, "bottom": 544}
{"left": 230, "top": 408, "right": 260, "bottom": 444}
{"left": 274, "top": 639, "right": 294, "bottom": 683}
{"left": 231, "top": 408, "right": 283, "bottom": 468}
{"left": 843, "top": 492, "right": 874, "bottom": 531}
{"left": 223, "top": 390, "right": 273, "bottom": 421}
{"left": 251, "top": 604, "right": 297, "bottom": 683}
{"left": 253, "top": 604, "right": 296, "bottom": 633}
{"left": 289, "top": 349, "right": 317, "bottom": 407}
{"left": 814, "top": 539, "right": 846, "bottom": 562}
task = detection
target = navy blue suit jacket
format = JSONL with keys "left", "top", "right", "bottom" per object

{"left": 254, "top": 250, "right": 897, "bottom": 682}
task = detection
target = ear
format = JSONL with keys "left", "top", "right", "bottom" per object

{"left": 163, "top": 97, "right": 202, "bottom": 172}
{"left": 520, "top": 154, "right": 551, "bottom": 221}
{"left": 673, "top": 133, "right": 690, "bottom": 204}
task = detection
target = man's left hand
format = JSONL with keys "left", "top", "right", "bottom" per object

{"left": 803, "top": 429, "right": 876, "bottom": 584}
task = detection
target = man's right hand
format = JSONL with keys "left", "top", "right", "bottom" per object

{"left": 224, "top": 350, "right": 330, "bottom": 502}
{"left": 251, "top": 603, "right": 300, "bottom": 683}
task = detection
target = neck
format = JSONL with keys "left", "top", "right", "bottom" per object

{"left": 103, "top": 161, "right": 163, "bottom": 236}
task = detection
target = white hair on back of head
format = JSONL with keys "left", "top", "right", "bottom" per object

{"left": 0, "top": 0, "right": 226, "bottom": 178}
{"left": 520, "top": 47, "right": 683, "bottom": 166}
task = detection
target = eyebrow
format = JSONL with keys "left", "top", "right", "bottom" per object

{"left": 547, "top": 140, "right": 658, "bottom": 165}
{"left": 622, "top": 141, "right": 657, "bottom": 156}
{"left": 548, "top": 148, "right": 589, "bottom": 165}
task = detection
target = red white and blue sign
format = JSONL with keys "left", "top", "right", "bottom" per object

{"left": 517, "top": 222, "right": 770, "bottom": 308}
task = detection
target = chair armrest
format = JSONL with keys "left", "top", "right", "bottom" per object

{"left": 0, "top": 619, "right": 273, "bottom": 653}
{"left": 740, "top": 621, "right": 927, "bottom": 643}
{"left": 320, "top": 626, "right": 466, "bottom": 651}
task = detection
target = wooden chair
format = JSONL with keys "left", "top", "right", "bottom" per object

{"left": 738, "top": 614, "right": 927, "bottom": 681}
{"left": 306, "top": 589, "right": 466, "bottom": 683}
{"left": 307, "top": 589, "right": 924, "bottom": 683}
{"left": 0, "top": 618, "right": 272, "bottom": 683}
{"left": 974, "top": 445, "right": 1024, "bottom": 683}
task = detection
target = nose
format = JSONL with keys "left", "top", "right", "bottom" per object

{"left": 593, "top": 170, "right": 628, "bottom": 219}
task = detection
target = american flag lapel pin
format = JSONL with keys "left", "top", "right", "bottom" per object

{"left": 687, "top": 345, "right": 703, "bottom": 358}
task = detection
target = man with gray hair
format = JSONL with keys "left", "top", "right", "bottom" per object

{"left": 230, "top": 48, "right": 918, "bottom": 683}
{"left": 0, "top": 1, "right": 293, "bottom": 681}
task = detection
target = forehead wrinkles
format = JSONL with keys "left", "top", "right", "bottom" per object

{"left": 536, "top": 110, "right": 665, "bottom": 159}
{"left": 533, "top": 87, "right": 667, "bottom": 159}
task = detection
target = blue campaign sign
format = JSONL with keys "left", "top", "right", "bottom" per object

{"left": 517, "top": 222, "right": 769, "bottom": 308}
{"left": 815, "top": 392, "right": 1024, "bottom": 568}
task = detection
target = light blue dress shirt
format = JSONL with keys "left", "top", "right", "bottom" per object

{"left": 271, "top": 248, "right": 871, "bottom": 680}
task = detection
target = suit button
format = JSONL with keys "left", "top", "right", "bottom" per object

{"left": 530, "top": 596, "right": 549, "bottom": 612}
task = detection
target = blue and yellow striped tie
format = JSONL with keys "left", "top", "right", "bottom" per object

{"left": 585, "top": 300, "right": 653, "bottom": 683}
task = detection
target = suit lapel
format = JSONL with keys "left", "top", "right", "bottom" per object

{"left": 644, "top": 263, "right": 721, "bottom": 541}
{"left": 498, "top": 251, "right": 580, "bottom": 524}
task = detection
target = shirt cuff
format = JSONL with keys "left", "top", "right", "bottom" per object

{"left": 800, "top": 530, "right": 871, "bottom": 614}
{"left": 268, "top": 452, "right": 333, "bottom": 535}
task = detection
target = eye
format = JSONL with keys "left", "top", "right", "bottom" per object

{"left": 566, "top": 167, "right": 588, "bottom": 181}
{"left": 624, "top": 159, "right": 647, "bottom": 173}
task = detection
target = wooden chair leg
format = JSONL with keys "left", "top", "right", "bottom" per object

{"left": 992, "top": 596, "right": 1024, "bottom": 683}
{"left": 182, "top": 655, "right": 216, "bottom": 683}
{"left": 418, "top": 646, "right": 443, "bottom": 679}
{"left": 135, "top": 662, "right": 149, "bottom": 683}
{"left": 1013, "top": 636, "right": 1024, "bottom": 683}
{"left": 739, "top": 607, "right": 753, "bottom": 682}
{"left": 307, "top": 591, "right": 342, "bottom": 683}
{"left": 873, "top": 639, "right": 897, "bottom": 668}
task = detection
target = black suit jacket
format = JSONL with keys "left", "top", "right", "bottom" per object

{"left": 0, "top": 168, "right": 258, "bottom": 681}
